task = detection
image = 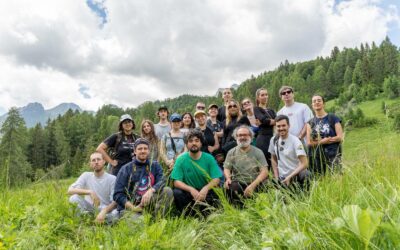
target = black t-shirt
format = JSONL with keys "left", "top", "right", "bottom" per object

{"left": 217, "top": 106, "right": 226, "bottom": 122}
{"left": 104, "top": 132, "right": 138, "bottom": 167}
{"left": 200, "top": 127, "right": 216, "bottom": 153}
{"left": 207, "top": 119, "right": 223, "bottom": 133}
{"left": 254, "top": 107, "right": 276, "bottom": 136}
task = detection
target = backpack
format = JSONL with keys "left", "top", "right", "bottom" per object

{"left": 108, "top": 132, "right": 123, "bottom": 159}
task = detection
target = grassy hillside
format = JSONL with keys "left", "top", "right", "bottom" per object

{"left": 1, "top": 99, "right": 399, "bottom": 249}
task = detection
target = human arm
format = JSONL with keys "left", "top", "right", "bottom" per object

{"left": 113, "top": 165, "right": 132, "bottom": 210}
{"left": 159, "top": 135, "right": 174, "bottom": 169}
{"left": 67, "top": 187, "right": 100, "bottom": 207}
{"left": 174, "top": 180, "right": 200, "bottom": 200}
{"left": 271, "top": 155, "right": 279, "bottom": 179}
{"left": 208, "top": 133, "right": 220, "bottom": 153}
{"left": 96, "top": 141, "right": 118, "bottom": 167}
{"left": 95, "top": 201, "right": 117, "bottom": 223}
{"left": 282, "top": 155, "right": 308, "bottom": 186}
{"left": 223, "top": 168, "right": 232, "bottom": 189}
{"left": 244, "top": 167, "right": 268, "bottom": 197}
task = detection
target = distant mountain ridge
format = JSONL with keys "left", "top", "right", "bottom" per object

{"left": 0, "top": 102, "right": 82, "bottom": 128}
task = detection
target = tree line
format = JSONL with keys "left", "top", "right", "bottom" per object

{"left": 1, "top": 37, "right": 399, "bottom": 189}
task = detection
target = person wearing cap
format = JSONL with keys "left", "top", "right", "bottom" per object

{"left": 68, "top": 152, "right": 118, "bottom": 224}
{"left": 96, "top": 114, "right": 139, "bottom": 176}
{"left": 277, "top": 86, "right": 313, "bottom": 142}
{"left": 194, "top": 110, "right": 219, "bottom": 154}
{"left": 170, "top": 129, "right": 222, "bottom": 216}
{"left": 155, "top": 105, "right": 171, "bottom": 140}
{"left": 160, "top": 113, "right": 186, "bottom": 172}
{"left": 207, "top": 104, "right": 223, "bottom": 140}
{"left": 113, "top": 138, "right": 173, "bottom": 217}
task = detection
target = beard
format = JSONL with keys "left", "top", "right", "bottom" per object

{"left": 237, "top": 139, "right": 251, "bottom": 148}
{"left": 189, "top": 146, "right": 200, "bottom": 153}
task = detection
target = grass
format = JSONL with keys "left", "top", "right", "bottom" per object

{"left": 1, "top": 99, "right": 400, "bottom": 249}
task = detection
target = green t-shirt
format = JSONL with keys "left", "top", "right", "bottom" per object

{"left": 171, "top": 152, "right": 222, "bottom": 190}
{"left": 224, "top": 145, "right": 268, "bottom": 184}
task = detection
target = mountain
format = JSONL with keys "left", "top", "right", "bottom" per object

{"left": 0, "top": 102, "right": 82, "bottom": 128}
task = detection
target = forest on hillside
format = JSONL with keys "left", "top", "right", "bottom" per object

{"left": 1, "top": 37, "right": 400, "bottom": 188}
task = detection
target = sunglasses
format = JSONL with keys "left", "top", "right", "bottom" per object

{"left": 242, "top": 101, "right": 250, "bottom": 106}
{"left": 281, "top": 90, "right": 293, "bottom": 96}
{"left": 279, "top": 141, "right": 285, "bottom": 151}
{"left": 196, "top": 106, "right": 205, "bottom": 110}
{"left": 228, "top": 104, "right": 238, "bottom": 109}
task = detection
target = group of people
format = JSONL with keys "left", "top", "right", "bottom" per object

{"left": 67, "top": 85, "right": 343, "bottom": 223}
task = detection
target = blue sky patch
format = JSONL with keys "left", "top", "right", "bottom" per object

{"left": 86, "top": 0, "right": 107, "bottom": 25}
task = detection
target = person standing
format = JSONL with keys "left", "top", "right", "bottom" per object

{"left": 140, "top": 119, "right": 160, "bottom": 162}
{"left": 68, "top": 152, "right": 117, "bottom": 224}
{"left": 171, "top": 130, "right": 222, "bottom": 216}
{"left": 160, "top": 113, "right": 186, "bottom": 172}
{"left": 254, "top": 88, "right": 276, "bottom": 168}
{"left": 180, "top": 112, "right": 195, "bottom": 136}
{"left": 194, "top": 110, "right": 219, "bottom": 154}
{"left": 306, "top": 95, "right": 343, "bottom": 174}
{"left": 277, "top": 86, "right": 313, "bottom": 142}
{"left": 97, "top": 114, "right": 139, "bottom": 176}
{"left": 155, "top": 105, "right": 171, "bottom": 140}
{"left": 217, "top": 88, "right": 233, "bottom": 122}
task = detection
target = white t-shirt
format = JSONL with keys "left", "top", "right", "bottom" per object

{"left": 69, "top": 172, "right": 116, "bottom": 209}
{"left": 277, "top": 102, "right": 313, "bottom": 137}
{"left": 268, "top": 134, "right": 307, "bottom": 178}
{"left": 155, "top": 123, "right": 171, "bottom": 140}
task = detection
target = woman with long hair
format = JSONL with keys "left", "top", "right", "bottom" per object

{"left": 180, "top": 112, "right": 195, "bottom": 135}
{"left": 96, "top": 114, "right": 139, "bottom": 176}
{"left": 306, "top": 94, "right": 343, "bottom": 174}
{"left": 221, "top": 99, "right": 250, "bottom": 154}
{"left": 241, "top": 97, "right": 260, "bottom": 142}
{"left": 141, "top": 119, "right": 160, "bottom": 162}
{"left": 254, "top": 88, "right": 276, "bottom": 168}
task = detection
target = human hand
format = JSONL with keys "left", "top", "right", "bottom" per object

{"left": 95, "top": 211, "right": 106, "bottom": 224}
{"left": 111, "top": 159, "right": 118, "bottom": 167}
{"left": 197, "top": 187, "right": 209, "bottom": 201}
{"left": 140, "top": 189, "right": 154, "bottom": 207}
{"left": 255, "top": 119, "right": 261, "bottom": 126}
{"left": 224, "top": 178, "right": 232, "bottom": 189}
{"left": 189, "top": 188, "right": 200, "bottom": 200}
{"left": 90, "top": 191, "right": 100, "bottom": 207}
{"left": 244, "top": 184, "right": 255, "bottom": 197}
{"left": 282, "top": 176, "right": 291, "bottom": 186}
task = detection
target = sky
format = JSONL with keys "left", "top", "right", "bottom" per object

{"left": 0, "top": 0, "right": 399, "bottom": 115}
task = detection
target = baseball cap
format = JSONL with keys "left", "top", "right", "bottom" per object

{"left": 170, "top": 113, "right": 182, "bottom": 122}
{"left": 194, "top": 110, "right": 207, "bottom": 118}
{"left": 208, "top": 104, "right": 218, "bottom": 110}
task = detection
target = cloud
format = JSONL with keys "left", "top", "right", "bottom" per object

{"left": 0, "top": 0, "right": 398, "bottom": 112}
{"left": 79, "top": 83, "right": 91, "bottom": 99}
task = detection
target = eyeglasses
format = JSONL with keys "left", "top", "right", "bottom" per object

{"left": 281, "top": 90, "right": 293, "bottom": 96}
{"left": 196, "top": 106, "right": 205, "bottom": 110}
{"left": 237, "top": 133, "right": 250, "bottom": 137}
{"left": 227, "top": 104, "right": 238, "bottom": 109}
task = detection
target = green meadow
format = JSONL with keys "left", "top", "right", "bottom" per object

{"left": 1, "top": 99, "right": 399, "bottom": 249}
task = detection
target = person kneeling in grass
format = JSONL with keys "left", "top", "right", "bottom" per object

{"left": 170, "top": 129, "right": 222, "bottom": 217}
{"left": 113, "top": 138, "right": 173, "bottom": 218}
{"left": 269, "top": 115, "right": 311, "bottom": 189}
{"left": 224, "top": 125, "right": 268, "bottom": 207}
{"left": 67, "top": 152, "right": 118, "bottom": 224}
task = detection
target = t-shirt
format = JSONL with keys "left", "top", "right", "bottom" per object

{"left": 162, "top": 132, "right": 185, "bottom": 160}
{"left": 69, "top": 172, "right": 116, "bottom": 209}
{"left": 104, "top": 133, "right": 137, "bottom": 167}
{"left": 224, "top": 145, "right": 268, "bottom": 184}
{"left": 171, "top": 152, "right": 222, "bottom": 190}
{"left": 200, "top": 126, "right": 215, "bottom": 153}
{"left": 268, "top": 134, "right": 307, "bottom": 179}
{"left": 277, "top": 102, "right": 313, "bottom": 137}
{"left": 309, "top": 114, "right": 341, "bottom": 154}
{"left": 155, "top": 123, "right": 171, "bottom": 140}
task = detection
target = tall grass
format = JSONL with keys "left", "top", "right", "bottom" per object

{"left": 1, "top": 103, "right": 399, "bottom": 249}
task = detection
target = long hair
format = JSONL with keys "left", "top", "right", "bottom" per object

{"left": 140, "top": 119, "right": 158, "bottom": 144}
{"left": 241, "top": 97, "right": 254, "bottom": 115}
{"left": 226, "top": 99, "right": 242, "bottom": 126}
{"left": 255, "top": 87, "right": 268, "bottom": 107}
{"left": 180, "top": 112, "right": 195, "bottom": 129}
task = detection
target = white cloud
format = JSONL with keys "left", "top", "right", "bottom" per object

{"left": 0, "top": 0, "right": 398, "bottom": 112}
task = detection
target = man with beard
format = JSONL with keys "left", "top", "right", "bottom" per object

{"left": 223, "top": 125, "right": 268, "bottom": 206}
{"left": 68, "top": 152, "right": 117, "bottom": 224}
{"left": 113, "top": 138, "right": 173, "bottom": 218}
{"left": 170, "top": 129, "right": 222, "bottom": 216}
{"left": 268, "top": 115, "right": 310, "bottom": 188}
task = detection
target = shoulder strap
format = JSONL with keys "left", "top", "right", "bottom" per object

{"left": 114, "top": 132, "right": 123, "bottom": 149}
{"left": 169, "top": 132, "right": 177, "bottom": 154}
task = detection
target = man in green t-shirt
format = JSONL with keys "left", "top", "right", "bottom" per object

{"left": 224, "top": 125, "right": 268, "bottom": 206}
{"left": 171, "top": 129, "right": 222, "bottom": 216}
